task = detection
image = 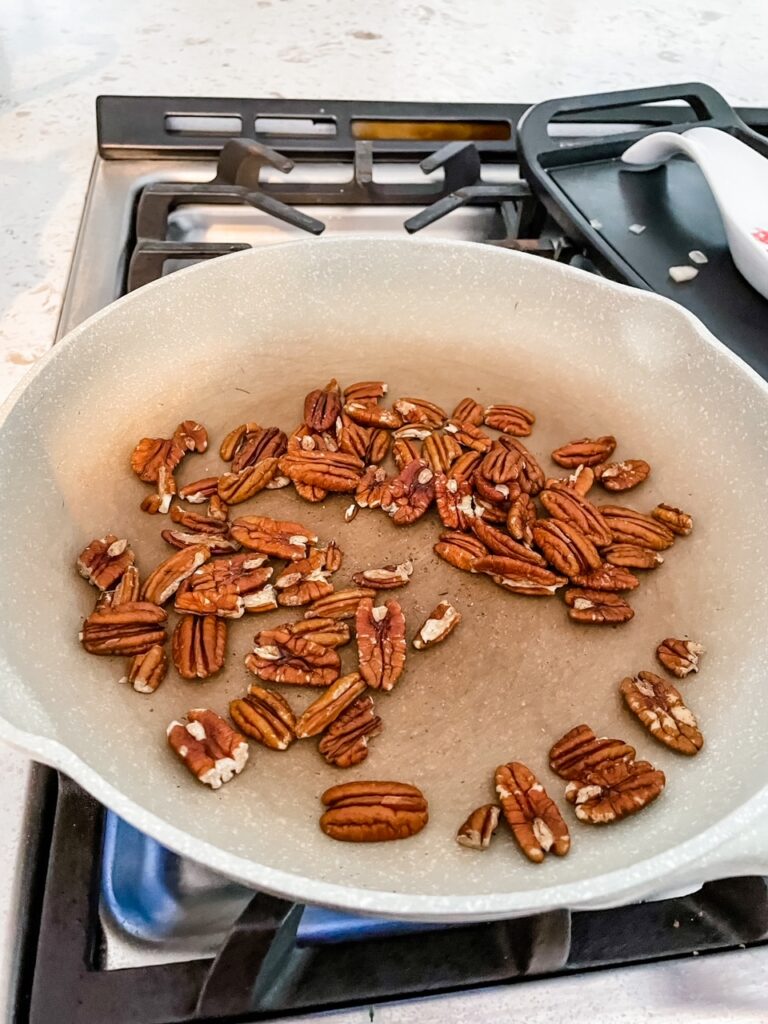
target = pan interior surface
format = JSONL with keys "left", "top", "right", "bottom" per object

{"left": 0, "top": 238, "right": 767, "bottom": 915}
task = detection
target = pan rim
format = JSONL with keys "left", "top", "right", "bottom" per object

{"left": 1, "top": 236, "right": 767, "bottom": 918}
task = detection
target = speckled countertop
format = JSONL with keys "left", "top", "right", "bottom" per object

{"left": 1, "top": 0, "right": 768, "bottom": 398}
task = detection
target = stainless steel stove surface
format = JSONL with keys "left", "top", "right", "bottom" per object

{"left": 12, "top": 94, "right": 768, "bottom": 1023}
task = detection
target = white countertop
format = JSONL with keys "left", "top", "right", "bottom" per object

{"left": 2, "top": 0, "right": 768, "bottom": 400}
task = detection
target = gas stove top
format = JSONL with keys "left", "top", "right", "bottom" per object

{"left": 9, "top": 93, "right": 768, "bottom": 1023}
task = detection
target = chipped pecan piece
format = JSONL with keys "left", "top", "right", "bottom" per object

{"left": 174, "top": 582, "right": 245, "bottom": 618}
{"left": 80, "top": 602, "right": 167, "bottom": 656}
{"left": 570, "top": 563, "right": 639, "bottom": 591}
{"left": 355, "top": 465, "right": 389, "bottom": 508}
{"left": 473, "top": 555, "right": 566, "bottom": 596}
{"left": 352, "top": 560, "right": 413, "bottom": 590}
{"left": 140, "top": 464, "right": 177, "bottom": 515}
{"left": 161, "top": 529, "right": 240, "bottom": 554}
{"left": 393, "top": 396, "right": 446, "bottom": 428}
{"left": 207, "top": 494, "right": 229, "bottom": 521}
{"left": 230, "top": 514, "right": 317, "bottom": 560}
{"left": 448, "top": 449, "right": 483, "bottom": 484}
{"left": 318, "top": 695, "right": 382, "bottom": 768}
{"left": 178, "top": 476, "right": 220, "bottom": 503}
{"left": 413, "top": 601, "right": 461, "bottom": 650}
{"left": 434, "top": 473, "right": 482, "bottom": 530}
{"left": 620, "top": 672, "right": 703, "bottom": 755}
{"left": 551, "top": 435, "right": 616, "bottom": 468}
{"left": 229, "top": 683, "right": 297, "bottom": 750}
{"left": 456, "top": 804, "right": 500, "bottom": 850}
{"left": 656, "top": 637, "right": 705, "bottom": 678}
{"left": 549, "top": 724, "right": 635, "bottom": 781}
{"left": 219, "top": 421, "right": 261, "bottom": 462}
{"left": 182, "top": 553, "right": 270, "bottom": 598}
{"left": 172, "top": 614, "right": 227, "bottom": 679}
{"left": 474, "top": 470, "right": 515, "bottom": 505}
{"left": 473, "top": 497, "right": 509, "bottom": 524}
{"left": 356, "top": 598, "right": 407, "bottom": 691}
{"left": 285, "top": 617, "right": 351, "bottom": 648}
{"left": 295, "top": 672, "right": 368, "bottom": 738}
{"left": 280, "top": 449, "right": 363, "bottom": 493}
{"left": 532, "top": 519, "right": 602, "bottom": 576}
{"left": 507, "top": 493, "right": 537, "bottom": 544}
{"left": 564, "top": 587, "right": 634, "bottom": 624}
{"left": 392, "top": 437, "right": 420, "bottom": 471}
{"left": 241, "top": 585, "right": 278, "bottom": 613}
{"left": 451, "top": 397, "right": 485, "bottom": 426}
{"left": 304, "top": 587, "right": 375, "bottom": 621}
{"left": 320, "top": 781, "right": 428, "bottom": 842}
{"left": 434, "top": 530, "right": 488, "bottom": 572}
{"left": 394, "top": 424, "right": 433, "bottom": 441}
{"left": 565, "top": 464, "right": 595, "bottom": 496}
{"left": 167, "top": 710, "right": 248, "bottom": 788}
{"left": 496, "top": 762, "right": 570, "bottom": 863}
{"left": 599, "top": 505, "right": 675, "bottom": 550}
{"left": 604, "top": 543, "right": 664, "bottom": 570}
{"left": 565, "top": 758, "right": 665, "bottom": 824}
{"left": 471, "top": 519, "right": 545, "bottom": 566}
{"left": 343, "top": 380, "right": 387, "bottom": 404}
{"left": 275, "top": 550, "right": 334, "bottom": 606}
{"left": 304, "top": 378, "right": 342, "bottom": 432}
{"left": 130, "top": 436, "right": 186, "bottom": 483}
{"left": 170, "top": 505, "right": 228, "bottom": 535}
{"left": 294, "top": 481, "right": 329, "bottom": 502}
{"left": 232, "top": 426, "right": 288, "bottom": 473}
{"left": 381, "top": 458, "right": 435, "bottom": 525}
{"left": 218, "top": 457, "right": 278, "bottom": 504}
{"left": 539, "top": 485, "right": 612, "bottom": 547}
{"left": 111, "top": 565, "right": 141, "bottom": 606}
{"left": 422, "top": 431, "right": 463, "bottom": 473}
{"left": 651, "top": 503, "right": 693, "bottom": 536}
{"left": 141, "top": 545, "right": 211, "bottom": 605}
{"left": 246, "top": 633, "right": 340, "bottom": 687}
{"left": 444, "top": 419, "right": 492, "bottom": 453}
{"left": 123, "top": 645, "right": 168, "bottom": 694}
{"left": 596, "top": 459, "right": 650, "bottom": 492}
{"left": 76, "top": 535, "right": 135, "bottom": 591}
{"left": 484, "top": 404, "right": 535, "bottom": 437}
{"left": 343, "top": 401, "right": 402, "bottom": 429}
{"left": 173, "top": 420, "right": 208, "bottom": 453}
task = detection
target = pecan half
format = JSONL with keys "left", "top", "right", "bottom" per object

{"left": 473, "top": 497, "right": 509, "bottom": 524}
{"left": 599, "top": 505, "right": 675, "bottom": 550}
{"left": 219, "top": 421, "right": 261, "bottom": 462}
{"left": 392, "top": 437, "right": 420, "bottom": 471}
{"left": 456, "top": 804, "right": 500, "bottom": 850}
{"left": 448, "top": 449, "right": 483, "bottom": 484}
{"left": 232, "top": 426, "right": 287, "bottom": 473}
{"left": 532, "top": 519, "right": 602, "bottom": 576}
{"left": 320, "top": 781, "right": 428, "bottom": 842}
{"left": 549, "top": 724, "right": 635, "bottom": 781}
{"left": 174, "top": 583, "right": 245, "bottom": 619}
{"left": 422, "top": 431, "right": 463, "bottom": 473}
{"left": 172, "top": 615, "right": 227, "bottom": 679}
{"left": 444, "top": 419, "right": 492, "bottom": 453}
{"left": 481, "top": 437, "right": 544, "bottom": 494}
{"left": 413, "top": 601, "right": 461, "bottom": 649}
{"left": 275, "top": 550, "right": 334, "bottom": 606}
{"left": 173, "top": 420, "right": 208, "bottom": 453}
{"left": 565, "top": 758, "right": 666, "bottom": 824}
{"left": 178, "top": 476, "right": 220, "bottom": 503}
{"left": 451, "top": 397, "right": 485, "bottom": 426}
{"left": 496, "top": 762, "right": 570, "bottom": 863}
{"left": 167, "top": 709, "right": 248, "bottom": 789}
{"left": 246, "top": 633, "right": 340, "bottom": 687}
{"left": 656, "top": 637, "right": 705, "bottom": 678}
{"left": 596, "top": 459, "right": 650, "bottom": 492}
{"left": 141, "top": 545, "right": 211, "bottom": 605}
{"left": 471, "top": 519, "right": 545, "bottom": 565}
{"left": 80, "top": 602, "right": 167, "bottom": 656}
{"left": 76, "top": 536, "right": 135, "bottom": 591}
{"left": 280, "top": 449, "right": 363, "bottom": 493}
{"left": 294, "top": 481, "right": 328, "bottom": 503}
{"left": 474, "top": 471, "right": 515, "bottom": 505}
{"left": 343, "top": 401, "right": 402, "bottom": 429}
{"left": 434, "top": 530, "right": 488, "bottom": 572}
{"left": 393, "top": 397, "right": 446, "bottom": 428}
{"left": 285, "top": 617, "right": 351, "bottom": 648}
{"left": 218, "top": 458, "right": 278, "bottom": 504}
{"left": 288, "top": 423, "right": 340, "bottom": 455}
{"left": 229, "top": 683, "right": 297, "bottom": 750}
{"left": 130, "top": 436, "right": 186, "bottom": 483}
{"left": 394, "top": 424, "right": 433, "bottom": 441}
{"left": 620, "top": 672, "right": 704, "bottom": 755}
{"left": 181, "top": 553, "right": 270, "bottom": 599}
{"left": 507, "top": 493, "right": 537, "bottom": 543}
{"left": 564, "top": 587, "right": 634, "bottom": 624}
{"left": 304, "top": 587, "right": 375, "bottom": 620}
{"left": 604, "top": 543, "right": 664, "bottom": 569}
{"left": 484, "top": 404, "right": 535, "bottom": 437}
{"left": 343, "top": 380, "right": 387, "bottom": 404}
{"left": 338, "top": 416, "right": 390, "bottom": 464}
{"left": 352, "top": 560, "right": 413, "bottom": 590}
{"left": 473, "top": 555, "right": 566, "bottom": 596}
{"left": 539, "top": 485, "right": 612, "bottom": 547}
{"left": 356, "top": 598, "right": 407, "bottom": 691}
{"left": 161, "top": 529, "right": 240, "bottom": 554}
{"left": 354, "top": 465, "right": 389, "bottom": 509}
{"left": 381, "top": 458, "right": 435, "bottom": 525}
{"left": 569, "top": 563, "right": 639, "bottom": 591}
{"left": 295, "top": 672, "right": 367, "bottom": 738}
{"left": 123, "top": 645, "right": 168, "bottom": 693}
{"left": 304, "top": 378, "right": 342, "bottom": 432}
{"left": 434, "top": 473, "right": 482, "bottom": 530}
{"left": 318, "top": 695, "right": 382, "bottom": 768}
{"left": 551, "top": 435, "right": 616, "bottom": 468}
{"left": 651, "top": 503, "right": 693, "bottom": 536}
{"left": 170, "top": 505, "right": 228, "bottom": 535}
{"left": 230, "top": 515, "right": 317, "bottom": 560}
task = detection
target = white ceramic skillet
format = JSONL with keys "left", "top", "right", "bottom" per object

{"left": 1, "top": 238, "right": 767, "bottom": 921}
